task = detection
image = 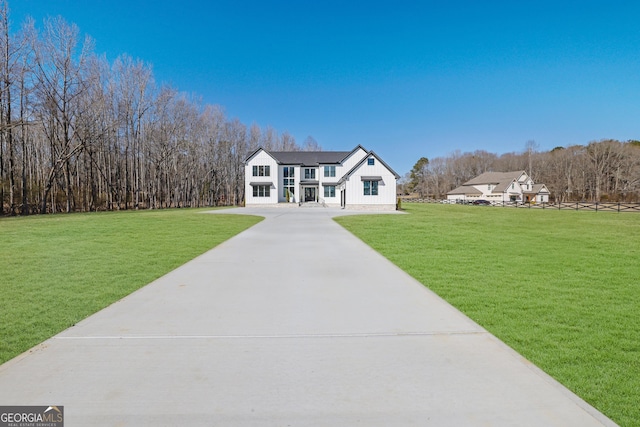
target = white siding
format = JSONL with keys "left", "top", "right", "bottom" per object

{"left": 469, "top": 185, "right": 486, "bottom": 200}
{"left": 278, "top": 165, "right": 299, "bottom": 203}
{"left": 320, "top": 147, "right": 367, "bottom": 206}
{"left": 341, "top": 147, "right": 367, "bottom": 172}
{"left": 245, "top": 146, "right": 398, "bottom": 208}
{"left": 318, "top": 164, "right": 341, "bottom": 206}
{"left": 446, "top": 172, "right": 551, "bottom": 204}
{"left": 344, "top": 156, "right": 397, "bottom": 209}
{"left": 245, "top": 150, "right": 279, "bottom": 205}
{"left": 505, "top": 181, "right": 523, "bottom": 202}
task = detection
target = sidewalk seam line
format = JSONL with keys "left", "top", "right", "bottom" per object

{"left": 56, "top": 331, "right": 488, "bottom": 340}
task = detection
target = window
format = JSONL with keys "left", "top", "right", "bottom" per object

{"left": 252, "top": 185, "right": 270, "bottom": 197}
{"left": 367, "top": 158, "right": 375, "bottom": 166}
{"left": 324, "top": 166, "right": 336, "bottom": 177}
{"left": 363, "top": 180, "right": 378, "bottom": 196}
{"left": 304, "top": 168, "right": 316, "bottom": 179}
{"left": 487, "top": 184, "right": 491, "bottom": 190}
{"left": 511, "top": 183, "right": 515, "bottom": 189}
{"left": 283, "top": 167, "right": 294, "bottom": 178}
{"left": 283, "top": 176, "right": 295, "bottom": 199}
{"left": 252, "top": 165, "right": 270, "bottom": 177}
{"left": 324, "top": 185, "right": 336, "bottom": 197}
{"left": 283, "top": 186, "right": 295, "bottom": 198}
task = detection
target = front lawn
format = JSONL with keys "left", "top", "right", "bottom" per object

{"left": 0, "top": 208, "right": 261, "bottom": 364}
{"left": 335, "top": 203, "right": 639, "bottom": 427}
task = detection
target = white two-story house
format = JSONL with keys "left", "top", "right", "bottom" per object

{"left": 446, "top": 171, "right": 550, "bottom": 204}
{"left": 245, "top": 145, "right": 400, "bottom": 210}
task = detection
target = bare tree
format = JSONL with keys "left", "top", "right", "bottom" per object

{"left": 248, "top": 122, "right": 261, "bottom": 151}
{"left": 409, "top": 139, "right": 640, "bottom": 203}
{"left": 261, "top": 125, "right": 277, "bottom": 150}
{"left": 279, "top": 130, "right": 296, "bottom": 151}
{"left": 586, "top": 139, "right": 625, "bottom": 201}
{"left": 302, "top": 135, "right": 321, "bottom": 151}
{"left": 0, "top": 5, "right": 332, "bottom": 215}
{"left": 111, "top": 54, "right": 153, "bottom": 209}
{"left": 32, "top": 16, "right": 93, "bottom": 213}
{"left": 525, "top": 139, "right": 538, "bottom": 179}
{"left": 0, "top": 0, "right": 31, "bottom": 214}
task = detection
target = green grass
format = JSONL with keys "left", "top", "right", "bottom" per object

{"left": 335, "top": 203, "right": 640, "bottom": 427}
{"left": 0, "top": 208, "right": 261, "bottom": 364}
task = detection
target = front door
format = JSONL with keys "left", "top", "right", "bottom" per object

{"left": 304, "top": 187, "right": 316, "bottom": 202}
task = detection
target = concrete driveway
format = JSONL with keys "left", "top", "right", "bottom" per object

{"left": 0, "top": 207, "right": 617, "bottom": 426}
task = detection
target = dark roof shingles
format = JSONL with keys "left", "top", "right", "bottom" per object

{"left": 269, "top": 151, "right": 351, "bottom": 166}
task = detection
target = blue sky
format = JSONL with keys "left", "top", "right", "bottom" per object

{"left": 10, "top": 0, "right": 640, "bottom": 174}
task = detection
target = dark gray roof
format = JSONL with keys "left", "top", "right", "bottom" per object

{"left": 269, "top": 151, "right": 351, "bottom": 166}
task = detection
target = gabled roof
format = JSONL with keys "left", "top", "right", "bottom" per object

{"left": 338, "top": 144, "right": 368, "bottom": 163}
{"left": 492, "top": 179, "right": 518, "bottom": 194}
{"left": 464, "top": 171, "right": 527, "bottom": 186}
{"left": 245, "top": 145, "right": 368, "bottom": 166}
{"left": 246, "top": 146, "right": 399, "bottom": 183}
{"left": 447, "top": 185, "right": 482, "bottom": 195}
{"left": 337, "top": 151, "right": 401, "bottom": 184}
{"left": 245, "top": 147, "right": 270, "bottom": 164}
{"left": 530, "top": 184, "right": 550, "bottom": 194}
{"left": 269, "top": 150, "right": 351, "bottom": 166}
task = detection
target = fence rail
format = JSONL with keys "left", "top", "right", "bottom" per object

{"left": 401, "top": 198, "right": 640, "bottom": 212}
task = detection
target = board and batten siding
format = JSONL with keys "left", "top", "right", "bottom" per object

{"left": 341, "top": 147, "right": 368, "bottom": 172}
{"left": 245, "top": 151, "right": 279, "bottom": 205}
{"left": 344, "top": 156, "right": 397, "bottom": 209}
{"left": 318, "top": 166, "right": 341, "bottom": 206}
{"left": 278, "top": 165, "right": 300, "bottom": 203}
{"left": 316, "top": 148, "right": 367, "bottom": 206}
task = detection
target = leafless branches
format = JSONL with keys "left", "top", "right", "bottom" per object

{"left": 408, "top": 140, "right": 640, "bottom": 202}
{"left": 0, "top": 5, "right": 320, "bottom": 215}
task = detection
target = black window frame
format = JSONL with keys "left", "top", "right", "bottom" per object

{"left": 363, "top": 180, "right": 378, "bottom": 196}
{"left": 304, "top": 168, "right": 316, "bottom": 179}
{"left": 324, "top": 185, "right": 336, "bottom": 197}
{"left": 283, "top": 166, "right": 295, "bottom": 178}
{"left": 252, "top": 165, "right": 271, "bottom": 177}
{"left": 252, "top": 185, "right": 271, "bottom": 197}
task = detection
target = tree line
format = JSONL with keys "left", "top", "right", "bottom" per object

{"left": 406, "top": 139, "right": 640, "bottom": 202}
{"left": 0, "top": 2, "right": 321, "bottom": 215}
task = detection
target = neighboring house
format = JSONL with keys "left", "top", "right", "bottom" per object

{"left": 446, "top": 171, "right": 550, "bottom": 204}
{"left": 245, "top": 145, "right": 400, "bottom": 210}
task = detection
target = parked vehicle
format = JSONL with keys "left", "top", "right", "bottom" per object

{"left": 472, "top": 200, "right": 491, "bottom": 205}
